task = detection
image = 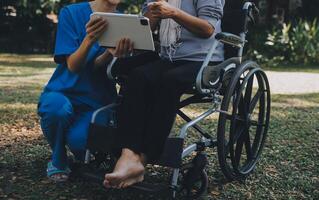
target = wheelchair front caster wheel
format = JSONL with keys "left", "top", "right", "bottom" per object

{"left": 179, "top": 163, "right": 208, "bottom": 199}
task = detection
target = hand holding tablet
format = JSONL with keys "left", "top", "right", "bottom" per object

{"left": 90, "top": 13, "right": 155, "bottom": 51}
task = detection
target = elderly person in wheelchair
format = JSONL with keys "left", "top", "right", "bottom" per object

{"left": 95, "top": 1, "right": 270, "bottom": 196}
{"left": 101, "top": 0, "right": 226, "bottom": 189}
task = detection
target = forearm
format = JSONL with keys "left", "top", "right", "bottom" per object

{"left": 66, "top": 37, "right": 92, "bottom": 73}
{"left": 172, "top": 9, "right": 214, "bottom": 38}
{"left": 94, "top": 50, "right": 113, "bottom": 70}
{"left": 144, "top": 11, "right": 160, "bottom": 31}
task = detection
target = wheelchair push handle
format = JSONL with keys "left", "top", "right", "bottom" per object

{"left": 243, "top": 2, "right": 259, "bottom": 32}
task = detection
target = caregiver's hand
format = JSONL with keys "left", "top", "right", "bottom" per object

{"left": 85, "top": 17, "right": 108, "bottom": 45}
{"left": 108, "top": 38, "right": 134, "bottom": 58}
{"left": 148, "top": 0, "right": 177, "bottom": 19}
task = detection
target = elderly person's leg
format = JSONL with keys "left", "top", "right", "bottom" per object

{"left": 38, "top": 92, "right": 74, "bottom": 181}
{"left": 104, "top": 59, "right": 173, "bottom": 188}
{"left": 142, "top": 61, "right": 203, "bottom": 161}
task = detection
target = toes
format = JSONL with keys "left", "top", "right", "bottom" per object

{"left": 123, "top": 182, "right": 130, "bottom": 188}
{"left": 119, "top": 182, "right": 126, "bottom": 189}
{"left": 103, "top": 179, "right": 111, "bottom": 188}
{"left": 105, "top": 173, "right": 122, "bottom": 188}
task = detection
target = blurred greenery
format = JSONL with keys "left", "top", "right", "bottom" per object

{"left": 248, "top": 19, "right": 319, "bottom": 66}
{"left": 0, "top": 0, "right": 319, "bottom": 68}
{"left": 0, "top": 0, "right": 146, "bottom": 53}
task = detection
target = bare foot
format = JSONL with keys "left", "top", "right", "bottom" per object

{"left": 103, "top": 149, "right": 145, "bottom": 189}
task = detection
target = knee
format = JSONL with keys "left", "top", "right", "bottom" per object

{"left": 162, "top": 72, "right": 179, "bottom": 90}
{"left": 128, "top": 67, "right": 148, "bottom": 82}
{"left": 38, "top": 92, "right": 73, "bottom": 122}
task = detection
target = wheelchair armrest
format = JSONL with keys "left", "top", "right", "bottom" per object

{"left": 215, "top": 32, "right": 245, "bottom": 48}
{"left": 202, "top": 57, "right": 240, "bottom": 89}
{"left": 91, "top": 103, "right": 118, "bottom": 125}
{"left": 106, "top": 57, "right": 118, "bottom": 81}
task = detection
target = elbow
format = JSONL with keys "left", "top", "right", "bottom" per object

{"left": 200, "top": 26, "right": 215, "bottom": 38}
{"left": 66, "top": 60, "right": 80, "bottom": 73}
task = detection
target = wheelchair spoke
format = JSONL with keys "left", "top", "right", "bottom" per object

{"left": 244, "top": 75, "right": 254, "bottom": 112}
{"left": 251, "top": 120, "right": 265, "bottom": 154}
{"left": 244, "top": 129, "right": 253, "bottom": 159}
{"left": 250, "top": 120, "right": 265, "bottom": 127}
{"left": 249, "top": 90, "right": 263, "bottom": 113}
{"left": 225, "top": 113, "right": 245, "bottom": 122}
{"left": 233, "top": 122, "right": 245, "bottom": 143}
{"left": 234, "top": 132, "right": 245, "bottom": 167}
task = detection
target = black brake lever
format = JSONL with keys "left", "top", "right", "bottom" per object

{"left": 248, "top": 9, "right": 256, "bottom": 25}
{"left": 252, "top": 3, "right": 260, "bottom": 15}
{"left": 248, "top": 3, "right": 260, "bottom": 25}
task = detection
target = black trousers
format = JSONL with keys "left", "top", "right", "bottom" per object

{"left": 113, "top": 52, "right": 218, "bottom": 161}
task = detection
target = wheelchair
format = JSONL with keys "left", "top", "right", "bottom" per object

{"left": 73, "top": 2, "right": 271, "bottom": 199}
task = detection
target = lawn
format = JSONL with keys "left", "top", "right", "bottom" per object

{"left": 0, "top": 54, "right": 318, "bottom": 200}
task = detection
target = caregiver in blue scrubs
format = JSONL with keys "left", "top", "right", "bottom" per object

{"left": 38, "top": 0, "right": 132, "bottom": 182}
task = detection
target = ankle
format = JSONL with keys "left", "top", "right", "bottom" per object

{"left": 140, "top": 153, "right": 147, "bottom": 166}
{"left": 122, "top": 148, "right": 140, "bottom": 160}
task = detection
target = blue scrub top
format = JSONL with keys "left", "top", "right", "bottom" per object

{"left": 44, "top": 2, "right": 117, "bottom": 110}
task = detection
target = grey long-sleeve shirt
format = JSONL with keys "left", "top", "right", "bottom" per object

{"left": 142, "top": 0, "right": 225, "bottom": 62}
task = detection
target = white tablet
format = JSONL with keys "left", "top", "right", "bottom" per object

{"left": 91, "top": 12, "right": 155, "bottom": 51}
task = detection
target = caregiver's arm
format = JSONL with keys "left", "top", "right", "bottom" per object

{"left": 66, "top": 17, "right": 108, "bottom": 73}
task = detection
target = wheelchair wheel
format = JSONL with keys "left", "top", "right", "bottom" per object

{"left": 179, "top": 163, "right": 208, "bottom": 199}
{"left": 217, "top": 61, "right": 271, "bottom": 180}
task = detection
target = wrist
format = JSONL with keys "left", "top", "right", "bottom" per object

{"left": 171, "top": 7, "right": 180, "bottom": 19}
{"left": 83, "top": 36, "right": 94, "bottom": 49}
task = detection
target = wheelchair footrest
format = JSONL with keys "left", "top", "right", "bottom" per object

{"left": 72, "top": 164, "right": 105, "bottom": 184}
{"left": 131, "top": 182, "right": 171, "bottom": 194}
{"left": 75, "top": 164, "right": 172, "bottom": 194}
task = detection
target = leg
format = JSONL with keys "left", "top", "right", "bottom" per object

{"left": 38, "top": 92, "right": 74, "bottom": 180}
{"left": 116, "top": 59, "right": 173, "bottom": 154}
{"left": 104, "top": 59, "right": 173, "bottom": 188}
{"left": 66, "top": 111, "right": 94, "bottom": 161}
{"left": 112, "top": 51, "right": 160, "bottom": 76}
{"left": 143, "top": 61, "right": 204, "bottom": 161}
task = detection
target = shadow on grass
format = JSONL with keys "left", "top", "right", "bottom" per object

{"left": 0, "top": 85, "right": 43, "bottom": 105}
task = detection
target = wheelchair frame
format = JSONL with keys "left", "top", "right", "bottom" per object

{"left": 78, "top": 2, "right": 271, "bottom": 199}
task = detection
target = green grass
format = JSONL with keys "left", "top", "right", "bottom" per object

{"left": 0, "top": 54, "right": 318, "bottom": 200}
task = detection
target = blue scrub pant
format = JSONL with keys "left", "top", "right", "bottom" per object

{"left": 38, "top": 92, "right": 93, "bottom": 170}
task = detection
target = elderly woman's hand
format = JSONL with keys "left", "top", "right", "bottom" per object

{"left": 108, "top": 38, "right": 134, "bottom": 58}
{"left": 148, "top": 0, "right": 178, "bottom": 19}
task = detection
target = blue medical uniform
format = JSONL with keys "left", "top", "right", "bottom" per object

{"left": 38, "top": 2, "right": 117, "bottom": 170}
